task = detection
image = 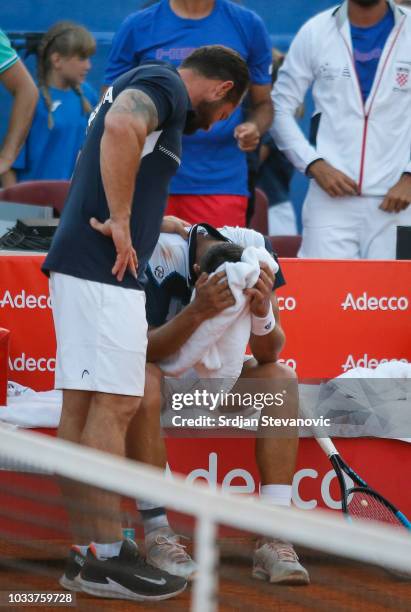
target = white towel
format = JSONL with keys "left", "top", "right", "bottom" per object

{"left": 159, "top": 246, "right": 279, "bottom": 379}
{"left": 337, "top": 360, "right": 411, "bottom": 404}
{"left": 0, "top": 382, "right": 62, "bottom": 428}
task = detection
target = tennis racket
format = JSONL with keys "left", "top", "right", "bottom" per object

{"left": 316, "top": 437, "right": 411, "bottom": 530}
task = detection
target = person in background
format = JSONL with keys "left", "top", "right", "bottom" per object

{"left": 271, "top": 0, "right": 411, "bottom": 259}
{"left": 1, "top": 21, "right": 98, "bottom": 187}
{"left": 104, "top": 0, "right": 273, "bottom": 228}
{"left": 0, "top": 30, "right": 38, "bottom": 186}
{"left": 255, "top": 50, "right": 299, "bottom": 236}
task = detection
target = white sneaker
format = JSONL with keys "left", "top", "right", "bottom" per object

{"left": 145, "top": 528, "right": 197, "bottom": 581}
{"left": 252, "top": 539, "right": 310, "bottom": 585}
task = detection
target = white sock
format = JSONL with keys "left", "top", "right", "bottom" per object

{"left": 138, "top": 501, "right": 170, "bottom": 536}
{"left": 73, "top": 544, "right": 88, "bottom": 556}
{"left": 260, "top": 484, "right": 292, "bottom": 507}
{"left": 92, "top": 541, "right": 123, "bottom": 559}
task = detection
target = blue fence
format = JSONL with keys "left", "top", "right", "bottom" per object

{"left": 0, "top": 1, "right": 337, "bottom": 222}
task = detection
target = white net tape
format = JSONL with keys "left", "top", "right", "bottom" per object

{"left": 0, "top": 424, "right": 410, "bottom": 612}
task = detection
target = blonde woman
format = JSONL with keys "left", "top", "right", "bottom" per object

{"left": 3, "top": 21, "right": 97, "bottom": 186}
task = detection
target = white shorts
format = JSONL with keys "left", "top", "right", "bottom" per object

{"left": 299, "top": 181, "right": 411, "bottom": 259}
{"left": 50, "top": 272, "right": 147, "bottom": 396}
{"left": 268, "top": 201, "right": 298, "bottom": 236}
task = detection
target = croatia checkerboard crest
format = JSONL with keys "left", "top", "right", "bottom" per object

{"left": 396, "top": 66, "right": 409, "bottom": 88}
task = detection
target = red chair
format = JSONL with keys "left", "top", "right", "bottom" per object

{"left": 249, "top": 187, "right": 268, "bottom": 235}
{"left": 268, "top": 235, "right": 302, "bottom": 258}
{"left": 0, "top": 180, "right": 70, "bottom": 214}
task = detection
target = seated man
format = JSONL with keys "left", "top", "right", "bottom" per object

{"left": 128, "top": 222, "right": 310, "bottom": 585}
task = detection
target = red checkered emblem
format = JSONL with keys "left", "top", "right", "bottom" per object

{"left": 396, "top": 68, "right": 409, "bottom": 88}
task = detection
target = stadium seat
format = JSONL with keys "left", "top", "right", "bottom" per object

{"left": 269, "top": 235, "right": 302, "bottom": 258}
{"left": 0, "top": 180, "right": 70, "bottom": 214}
{"left": 249, "top": 187, "right": 268, "bottom": 235}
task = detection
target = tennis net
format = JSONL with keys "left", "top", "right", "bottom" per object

{"left": 0, "top": 424, "right": 410, "bottom": 611}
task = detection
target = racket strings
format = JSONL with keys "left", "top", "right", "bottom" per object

{"left": 347, "top": 490, "right": 401, "bottom": 526}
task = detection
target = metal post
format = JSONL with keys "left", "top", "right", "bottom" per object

{"left": 192, "top": 515, "right": 218, "bottom": 612}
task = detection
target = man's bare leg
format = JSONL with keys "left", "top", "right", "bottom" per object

{"left": 126, "top": 365, "right": 197, "bottom": 579}
{"left": 126, "top": 364, "right": 166, "bottom": 468}
{"left": 58, "top": 389, "right": 94, "bottom": 544}
{"left": 238, "top": 359, "right": 309, "bottom": 584}
{"left": 239, "top": 359, "right": 299, "bottom": 487}
{"left": 58, "top": 389, "right": 141, "bottom": 544}
{"left": 79, "top": 392, "right": 141, "bottom": 543}
{"left": 129, "top": 360, "right": 299, "bottom": 485}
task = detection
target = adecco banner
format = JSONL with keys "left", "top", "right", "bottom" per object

{"left": 276, "top": 259, "right": 411, "bottom": 378}
{"left": 3, "top": 436, "right": 409, "bottom": 541}
{"left": 165, "top": 437, "right": 411, "bottom": 517}
{"left": 0, "top": 255, "right": 410, "bottom": 389}
{"left": 0, "top": 254, "right": 55, "bottom": 390}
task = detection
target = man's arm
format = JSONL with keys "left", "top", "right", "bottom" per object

{"left": 147, "top": 272, "right": 235, "bottom": 362}
{"left": 1, "top": 168, "right": 17, "bottom": 187}
{"left": 249, "top": 293, "right": 285, "bottom": 364}
{"left": 90, "top": 88, "right": 159, "bottom": 281}
{"left": 234, "top": 9, "right": 274, "bottom": 153}
{"left": 234, "top": 83, "right": 273, "bottom": 152}
{"left": 160, "top": 215, "right": 191, "bottom": 239}
{"left": 270, "top": 22, "right": 358, "bottom": 196}
{"left": 244, "top": 262, "right": 285, "bottom": 364}
{"left": 100, "top": 88, "right": 158, "bottom": 218}
{"left": 0, "top": 60, "right": 38, "bottom": 175}
{"left": 270, "top": 22, "right": 318, "bottom": 174}
{"left": 149, "top": 284, "right": 285, "bottom": 365}
{"left": 147, "top": 304, "right": 207, "bottom": 363}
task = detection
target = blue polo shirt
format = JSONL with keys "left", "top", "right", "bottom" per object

{"left": 105, "top": 0, "right": 272, "bottom": 196}
{"left": 351, "top": 6, "right": 394, "bottom": 102}
{"left": 43, "top": 63, "right": 190, "bottom": 289}
{"left": 13, "top": 83, "right": 98, "bottom": 181}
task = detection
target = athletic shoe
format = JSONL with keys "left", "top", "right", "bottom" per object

{"left": 145, "top": 527, "right": 198, "bottom": 580}
{"left": 252, "top": 539, "right": 310, "bottom": 585}
{"left": 79, "top": 538, "right": 187, "bottom": 601}
{"left": 59, "top": 546, "right": 85, "bottom": 592}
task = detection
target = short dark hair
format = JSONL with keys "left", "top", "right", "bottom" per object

{"left": 200, "top": 242, "right": 244, "bottom": 274}
{"left": 181, "top": 45, "right": 250, "bottom": 105}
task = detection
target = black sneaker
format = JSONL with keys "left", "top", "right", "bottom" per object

{"left": 79, "top": 539, "right": 187, "bottom": 601}
{"left": 59, "top": 546, "right": 86, "bottom": 592}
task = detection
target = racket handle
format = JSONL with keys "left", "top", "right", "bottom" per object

{"left": 316, "top": 437, "right": 339, "bottom": 458}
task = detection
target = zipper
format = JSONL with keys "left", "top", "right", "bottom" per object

{"left": 339, "top": 17, "right": 405, "bottom": 194}
{"left": 341, "top": 35, "right": 367, "bottom": 194}
{"left": 358, "top": 115, "right": 369, "bottom": 194}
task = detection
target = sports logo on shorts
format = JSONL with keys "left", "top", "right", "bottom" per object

{"left": 155, "top": 265, "right": 165, "bottom": 279}
{"left": 395, "top": 66, "right": 409, "bottom": 88}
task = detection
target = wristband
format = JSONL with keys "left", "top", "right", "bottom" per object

{"left": 251, "top": 305, "right": 276, "bottom": 336}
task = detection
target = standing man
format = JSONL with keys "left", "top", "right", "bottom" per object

{"left": 104, "top": 0, "right": 273, "bottom": 227}
{"left": 271, "top": 0, "right": 411, "bottom": 259}
{"left": 0, "top": 30, "right": 38, "bottom": 183}
{"left": 43, "top": 46, "right": 250, "bottom": 602}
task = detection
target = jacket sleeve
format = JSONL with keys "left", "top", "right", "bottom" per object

{"left": 270, "top": 21, "right": 320, "bottom": 174}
